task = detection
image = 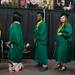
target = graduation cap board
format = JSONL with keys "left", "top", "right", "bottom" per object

{"left": 60, "top": 12, "right": 70, "bottom": 18}
{"left": 12, "top": 12, "right": 22, "bottom": 18}
{"left": 37, "top": 12, "right": 44, "bottom": 18}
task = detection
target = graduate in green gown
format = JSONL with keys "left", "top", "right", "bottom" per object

{"left": 54, "top": 12, "right": 72, "bottom": 71}
{"left": 6, "top": 12, "right": 24, "bottom": 72}
{"left": 33, "top": 12, "right": 48, "bottom": 72}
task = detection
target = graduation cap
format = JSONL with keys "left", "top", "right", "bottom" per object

{"left": 60, "top": 12, "right": 70, "bottom": 18}
{"left": 37, "top": 12, "right": 44, "bottom": 18}
{"left": 12, "top": 12, "right": 22, "bottom": 18}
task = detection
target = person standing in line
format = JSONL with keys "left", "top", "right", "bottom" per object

{"left": 33, "top": 12, "right": 48, "bottom": 72}
{"left": 54, "top": 12, "right": 72, "bottom": 71}
{"left": 6, "top": 12, "right": 24, "bottom": 72}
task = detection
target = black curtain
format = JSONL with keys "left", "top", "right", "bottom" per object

{"left": 0, "top": 8, "right": 75, "bottom": 59}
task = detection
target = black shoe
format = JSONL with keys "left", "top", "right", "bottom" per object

{"left": 59, "top": 66, "right": 67, "bottom": 71}
{"left": 39, "top": 67, "right": 48, "bottom": 72}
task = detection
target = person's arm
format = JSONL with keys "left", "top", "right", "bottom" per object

{"left": 61, "top": 24, "right": 72, "bottom": 38}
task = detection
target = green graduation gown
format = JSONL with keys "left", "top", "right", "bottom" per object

{"left": 33, "top": 20, "right": 48, "bottom": 65}
{"left": 8, "top": 21, "right": 24, "bottom": 63}
{"left": 54, "top": 23, "right": 72, "bottom": 63}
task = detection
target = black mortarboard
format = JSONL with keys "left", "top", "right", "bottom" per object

{"left": 12, "top": 12, "right": 22, "bottom": 18}
{"left": 60, "top": 12, "right": 70, "bottom": 18}
{"left": 37, "top": 12, "right": 44, "bottom": 18}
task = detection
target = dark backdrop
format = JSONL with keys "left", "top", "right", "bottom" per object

{"left": 0, "top": 8, "right": 75, "bottom": 59}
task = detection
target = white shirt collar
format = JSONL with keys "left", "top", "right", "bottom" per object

{"left": 14, "top": 21, "right": 20, "bottom": 24}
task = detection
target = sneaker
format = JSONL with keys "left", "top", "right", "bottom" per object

{"left": 39, "top": 67, "right": 48, "bottom": 72}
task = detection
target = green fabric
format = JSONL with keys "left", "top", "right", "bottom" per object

{"left": 8, "top": 21, "right": 24, "bottom": 63}
{"left": 33, "top": 20, "right": 48, "bottom": 65}
{"left": 54, "top": 23, "right": 72, "bottom": 63}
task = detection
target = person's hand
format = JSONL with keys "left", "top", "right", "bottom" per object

{"left": 57, "top": 32, "right": 63, "bottom": 35}
{"left": 5, "top": 41, "right": 10, "bottom": 48}
{"left": 25, "top": 43, "right": 30, "bottom": 48}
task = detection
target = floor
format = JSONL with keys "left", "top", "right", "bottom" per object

{"left": 0, "top": 59, "right": 75, "bottom": 75}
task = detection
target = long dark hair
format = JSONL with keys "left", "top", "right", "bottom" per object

{"left": 13, "top": 16, "right": 21, "bottom": 23}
